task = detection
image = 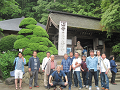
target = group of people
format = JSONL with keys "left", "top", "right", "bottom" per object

{"left": 13, "top": 50, "right": 118, "bottom": 90}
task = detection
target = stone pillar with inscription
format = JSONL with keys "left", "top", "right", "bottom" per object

{"left": 58, "top": 21, "right": 67, "bottom": 55}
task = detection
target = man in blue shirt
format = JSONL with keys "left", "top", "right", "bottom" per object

{"left": 86, "top": 50, "right": 99, "bottom": 90}
{"left": 61, "top": 53, "right": 72, "bottom": 90}
{"left": 68, "top": 52, "right": 75, "bottom": 84}
{"left": 49, "top": 66, "right": 68, "bottom": 90}
{"left": 14, "top": 52, "right": 26, "bottom": 90}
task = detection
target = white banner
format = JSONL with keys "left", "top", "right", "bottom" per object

{"left": 58, "top": 21, "right": 67, "bottom": 55}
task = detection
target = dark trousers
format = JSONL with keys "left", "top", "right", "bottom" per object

{"left": 52, "top": 81, "right": 65, "bottom": 87}
{"left": 111, "top": 71, "right": 116, "bottom": 83}
{"left": 64, "top": 72, "right": 71, "bottom": 88}
{"left": 48, "top": 69, "right": 54, "bottom": 87}
{"left": 89, "top": 71, "right": 98, "bottom": 87}
{"left": 29, "top": 70, "right": 38, "bottom": 87}
{"left": 82, "top": 71, "right": 89, "bottom": 85}
{"left": 70, "top": 69, "right": 73, "bottom": 83}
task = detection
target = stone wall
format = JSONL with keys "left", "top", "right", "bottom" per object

{"left": 22, "top": 66, "right": 44, "bottom": 86}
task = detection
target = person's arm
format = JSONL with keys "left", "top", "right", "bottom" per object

{"left": 105, "top": 61, "right": 110, "bottom": 74}
{"left": 38, "top": 58, "right": 40, "bottom": 72}
{"left": 86, "top": 58, "right": 89, "bottom": 70}
{"left": 46, "top": 62, "right": 49, "bottom": 75}
{"left": 69, "top": 65, "right": 71, "bottom": 71}
{"left": 42, "top": 58, "right": 45, "bottom": 72}
{"left": 13, "top": 58, "right": 16, "bottom": 64}
{"left": 49, "top": 75, "right": 53, "bottom": 86}
{"left": 61, "top": 65, "right": 63, "bottom": 70}
{"left": 64, "top": 75, "right": 68, "bottom": 86}
{"left": 111, "top": 61, "right": 117, "bottom": 67}
{"left": 75, "top": 63, "right": 80, "bottom": 68}
{"left": 23, "top": 58, "right": 26, "bottom": 65}
{"left": 28, "top": 58, "right": 31, "bottom": 72}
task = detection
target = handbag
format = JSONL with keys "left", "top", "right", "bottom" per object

{"left": 101, "top": 59, "right": 112, "bottom": 78}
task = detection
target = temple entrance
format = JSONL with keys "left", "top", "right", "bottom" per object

{"left": 77, "top": 38, "right": 93, "bottom": 56}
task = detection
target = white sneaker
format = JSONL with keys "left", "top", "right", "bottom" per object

{"left": 96, "top": 87, "right": 99, "bottom": 90}
{"left": 89, "top": 87, "right": 92, "bottom": 90}
{"left": 86, "top": 85, "right": 88, "bottom": 89}
{"left": 79, "top": 87, "right": 82, "bottom": 89}
{"left": 83, "top": 85, "right": 85, "bottom": 87}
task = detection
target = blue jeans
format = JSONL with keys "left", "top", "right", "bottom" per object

{"left": 64, "top": 72, "right": 71, "bottom": 88}
{"left": 89, "top": 71, "right": 98, "bottom": 87}
{"left": 101, "top": 72, "right": 109, "bottom": 89}
{"left": 97, "top": 70, "right": 103, "bottom": 87}
{"left": 73, "top": 71, "right": 83, "bottom": 88}
{"left": 82, "top": 71, "right": 89, "bottom": 85}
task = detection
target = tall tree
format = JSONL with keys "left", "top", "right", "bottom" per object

{"left": 101, "top": 0, "right": 120, "bottom": 37}
{"left": 0, "top": 0, "right": 21, "bottom": 19}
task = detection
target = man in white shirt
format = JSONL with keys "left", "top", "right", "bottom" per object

{"left": 100, "top": 53, "right": 110, "bottom": 90}
{"left": 42, "top": 52, "right": 51, "bottom": 88}
{"left": 72, "top": 52, "right": 83, "bottom": 89}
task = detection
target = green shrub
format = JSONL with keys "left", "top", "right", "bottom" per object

{"left": 30, "top": 37, "right": 43, "bottom": 43}
{"left": 24, "top": 55, "right": 31, "bottom": 64}
{"left": 33, "top": 26, "right": 49, "bottom": 38}
{"left": 19, "top": 18, "right": 37, "bottom": 28}
{"left": 37, "top": 52, "right": 46, "bottom": 63}
{"left": 26, "top": 25, "right": 37, "bottom": 29}
{"left": 0, "top": 35, "right": 17, "bottom": 51}
{"left": 48, "top": 47, "right": 58, "bottom": 55}
{"left": 18, "top": 29, "right": 33, "bottom": 34}
{"left": 26, "top": 35, "right": 37, "bottom": 39}
{"left": 14, "top": 38, "right": 30, "bottom": 49}
{"left": 23, "top": 48, "right": 33, "bottom": 55}
{"left": 14, "top": 17, "right": 58, "bottom": 63}
{"left": 28, "top": 43, "right": 40, "bottom": 51}
{"left": 17, "top": 35, "right": 25, "bottom": 39}
{"left": 0, "top": 51, "right": 16, "bottom": 79}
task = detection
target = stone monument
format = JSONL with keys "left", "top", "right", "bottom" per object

{"left": 74, "top": 41, "right": 83, "bottom": 59}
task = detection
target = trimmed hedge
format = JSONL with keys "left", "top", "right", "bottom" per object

{"left": 19, "top": 18, "right": 37, "bottom": 28}
{"left": 14, "top": 38, "right": 30, "bottom": 49}
{"left": 0, "top": 35, "right": 17, "bottom": 51}
{"left": 18, "top": 29, "right": 33, "bottom": 34}
{"left": 14, "top": 18, "right": 58, "bottom": 64}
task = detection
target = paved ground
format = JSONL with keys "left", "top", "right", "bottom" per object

{"left": 0, "top": 82, "right": 120, "bottom": 90}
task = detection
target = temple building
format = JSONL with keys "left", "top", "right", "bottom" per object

{"left": 46, "top": 10, "right": 118, "bottom": 58}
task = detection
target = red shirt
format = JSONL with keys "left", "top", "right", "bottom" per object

{"left": 51, "top": 60, "right": 55, "bottom": 69}
{"left": 81, "top": 61, "right": 88, "bottom": 72}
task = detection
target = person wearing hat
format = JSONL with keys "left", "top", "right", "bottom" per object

{"left": 81, "top": 55, "right": 89, "bottom": 89}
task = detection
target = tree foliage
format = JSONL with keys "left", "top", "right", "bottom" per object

{"left": 14, "top": 17, "right": 58, "bottom": 64}
{"left": 0, "top": 51, "right": 17, "bottom": 79}
{"left": 101, "top": 0, "right": 120, "bottom": 37}
{"left": 33, "top": 0, "right": 102, "bottom": 25}
{"left": 0, "top": 35, "right": 17, "bottom": 52}
{"left": 0, "top": 0, "right": 21, "bottom": 19}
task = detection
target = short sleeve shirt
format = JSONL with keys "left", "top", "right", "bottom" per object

{"left": 16, "top": 58, "right": 22, "bottom": 70}
{"left": 100, "top": 58, "right": 110, "bottom": 72}
{"left": 51, "top": 70, "right": 66, "bottom": 82}
{"left": 34, "top": 58, "right": 37, "bottom": 70}
{"left": 72, "top": 58, "right": 82, "bottom": 71}
{"left": 61, "top": 58, "right": 72, "bottom": 72}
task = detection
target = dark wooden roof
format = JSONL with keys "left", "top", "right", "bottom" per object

{"left": 46, "top": 10, "right": 102, "bottom": 32}
{"left": 0, "top": 17, "right": 46, "bottom": 32}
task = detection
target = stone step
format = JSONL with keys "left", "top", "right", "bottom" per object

{"left": 109, "top": 79, "right": 120, "bottom": 82}
{"left": 115, "top": 75, "right": 120, "bottom": 79}
{"left": 116, "top": 72, "right": 120, "bottom": 75}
